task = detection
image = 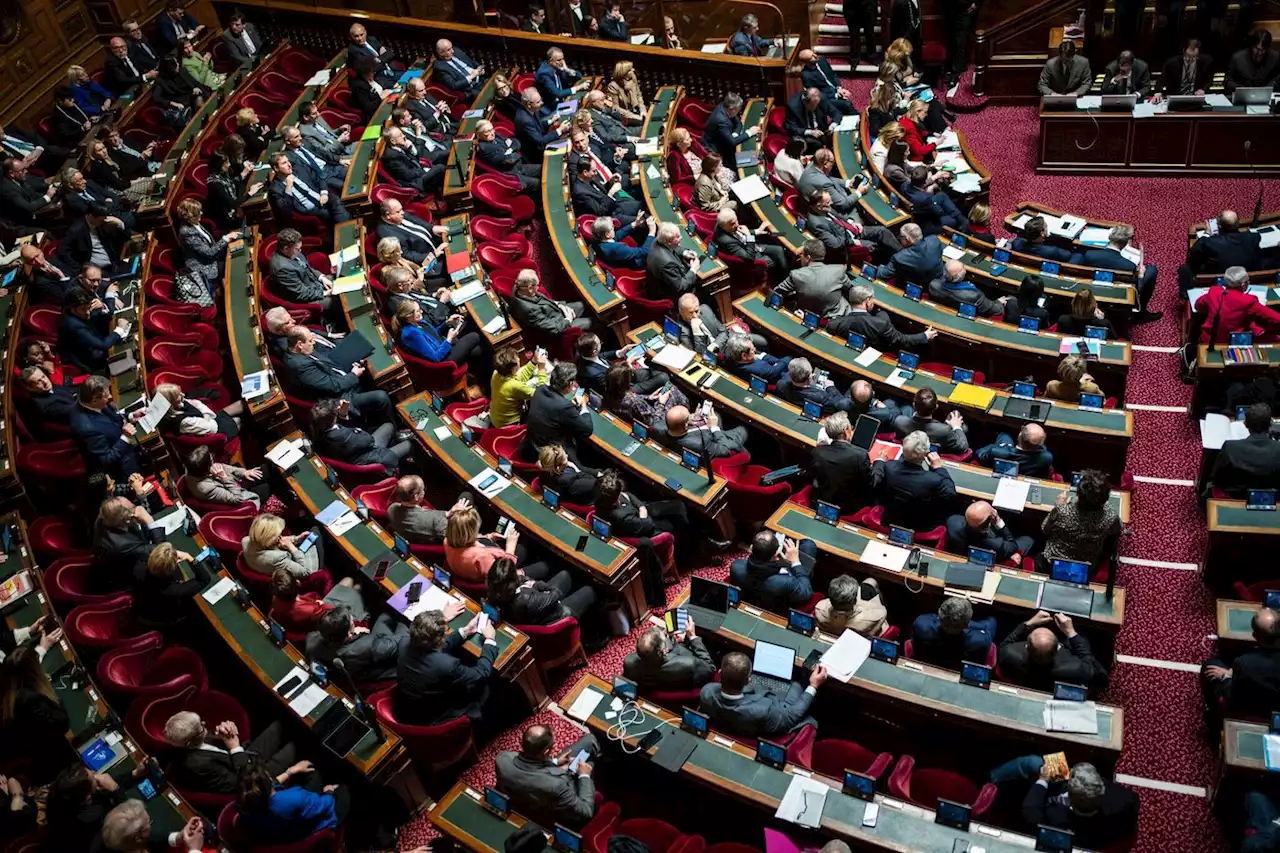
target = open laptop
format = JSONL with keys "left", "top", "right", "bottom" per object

{"left": 1233, "top": 86, "right": 1273, "bottom": 106}
{"left": 311, "top": 698, "right": 372, "bottom": 759}
{"left": 751, "top": 639, "right": 796, "bottom": 695}
{"left": 686, "top": 576, "right": 731, "bottom": 631}
{"left": 1039, "top": 558, "right": 1096, "bottom": 618}
{"left": 1100, "top": 94, "right": 1137, "bottom": 111}
{"left": 1042, "top": 95, "right": 1078, "bottom": 110}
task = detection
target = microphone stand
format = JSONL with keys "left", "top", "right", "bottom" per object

{"left": 330, "top": 657, "right": 385, "bottom": 743}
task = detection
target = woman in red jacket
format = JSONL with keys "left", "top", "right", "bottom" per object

{"left": 1195, "top": 268, "right": 1280, "bottom": 344}
{"left": 899, "top": 99, "right": 935, "bottom": 161}
{"left": 269, "top": 568, "right": 339, "bottom": 636}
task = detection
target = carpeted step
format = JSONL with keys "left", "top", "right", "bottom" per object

{"left": 819, "top": 22, "right": 850, "bottom": 34}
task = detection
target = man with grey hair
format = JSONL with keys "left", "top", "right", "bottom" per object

{"left": 101, "top": 799, "right": 205, "bottom": 852}
{"left": 298, "top": 99, "right": 355, "bottom": 161}
{"left": 880, "top": 429, "right": 956, "bottom": 529}
{"left": 725, "top": 333, "right": 791, "bottom": 384}
{"left": 702, "top": 92, "right": 760, "bottom": 167}
{"left": 475, "top": 117, "right": 542, "bottom": 190}
{"left": 829, "top": 281, "right": 936, "bottom": 349}
{"left": 775, "top": 238, "right": 854, "bottom": 319}
{"left": 376, "top": 197, "right": 448, "bottom": 268}
{"left": 646, "top": 221, "right": 699, "bottom": 299}
{"left": 623, "top": 620, "right": 716, "bottom": 691}
{"left": 777, "top": 356, "right": 852, "bottom": 414}
{"left": 987, "top": 754, "right": 1138, "bottom": 848}
{"left": 730, "top": 13, "right": 773, "bottom": 56}
{"left": 1193, "top": 264, "right": 1280, "bottom": 344}
{"left": 804, "top": 410, "right": 881, "bottom": 511}
{"left": 1073, "top": 222, "right": 1161, "bottom": 323}
{"left": 506, "top": 268, "right": 596, "bottom": 336}
{"left": 165, "top": 711, "right": 306, "bottom": 795}
{"left": 404, "top": 76, "right": 454, "bottom": 139}
{"left": 674, "top": 292, "right": 768, "bottom": 353}
{"left": 513, "top": 87, "right": 567, "bottom": 161}
{"left": 432, "top": 38, "right": 485, "bottom": 99}
{"left": 712, "top": 207, "right": 788, "bottom": 277}
{"left": 282, "top": 124, "right": 347, "bottom": 192}
{"left": 521, "top": 361, "right": 593, "bottom": 462}
{"left": 875, "top": 222, "right": 945, "bottom": 287}
{"left": 910, "top": 596, "right": 998, "bottom": 669}
{"left": 535, "top": 47, "right": 588, "bottom": 103}
{"left": 591, "top": 212, "right": 653, "bottom": 269}
{"left": 784, "top": 87, "right": 838, "bottom": 153}
{"left": 104, "top": 35, "right": 157, "bottom": 95}
{"left": 381, "top": 125, "right": 446, "bottom": 197}
{"left": 929, "top": 258, "right": 1008, "bottom": 317}
{"left": 261, "top": 305, "right": 372, "bottom": 364}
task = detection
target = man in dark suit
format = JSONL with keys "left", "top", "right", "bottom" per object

{"left": 784, "top": 88, "right": 839, "bottom": 154}
{"left": 797, "top": 49, "right": 856, "bottom": 114}
{"left": 713, "top": 208, "right": 788, "bottom": 278}
{"left": 724, "top": 334, "right": 790, "bottom": 385}
{"left": 623, "top": 622, "right": 716, "bottom": 691}
{"left": 729, "top": 14, "right": 773, "bottom": 56}
{"left": 1203, "top": 606, "right": 1280, "bottom": 719}
{"left": 910, "top": 597, "right": 998, "bottom": 668}
{"left": 513, "top": 88, "right": 566, "bottom": 162}
{"left": 376, "top": 197, "right": 447, "bottom": 268}
{"left": 17, "top": 366, "right": 76, "bottom": 432}
{"left": 944, "top": 500, "right": 1033, "bottom": 562}
{"left": 1070, "top": 223, "right": 1161, "bottom": 323}
{"left": 796, "top": 149, "right": 874, "bottom": 218}
{"left": 1209, "top": 402, "right": 1280, "bottom": 496}
{"left": 591, "top": 214, "right": 653, "bottom": 270}
{"left": 776, "top": 357, "right": 851, "bottom": 415}
{"left": 265, "top": 151, "right": 351, "bottom": 226}
{"left": 221, "top": 12, "right": 265, "bottom": 67}
{"left": 267, "top": 227, "right": 343, "bottom": 323}
{"left": 349, "top": 58, "right": 389, "bottom": 123}
{"left": 346, "top": 22, "right": 398, "bottom": 86}
{"left": 662, "top": 403, "right": 749, "bottom": 460}
{"left": 804, "top": 411, "right": 881, "bottom": 511}
{"left": 1018, "top": 761, "right": 1139, "bottom": 850}
{"left": 164, "top": 713, "right": 301, "bottom": 795}
{"left": 91, "top": 495, "right": 161, "bottom": 592}
{"left": 61, "top": 167, "right": 135, "bottom": 231}
{"left": 307, "top": 608, "right": 409, "bottom": 686}
{"left": 929, "top": 259, "right": 1007, "bottom": 317}
{"left": 892, "top": 387, "right": 969, "bottom": 455}
{"left": 521, "top": 7, "right": 549, "bottom": 34}
{"left": 0, "top": 121, "right": 67, "bottom": 173}
{"left": 997, "top": 611, "right": 1109, "bottom": 694}
{"left": 599, "top": 2, "right": 629, "bottom": 41}
{"left": 1012, "top": 215, "right": 1073, "bottom": 262}
{"left": 17, "top": 244, "right": 76, "bottom": 305}
{"left": 702, "top": 93, "right": 759, "bottom": 167}
{"left": 507, "top": 268, "right": 595, "bottom": 338}
{"left": 58, "top": 290, "right": 130, "bottom": 375}
{"left": 563, "top": 0, "right": 596, "bottom": 36}
{"left": 381, "top": 126, "right": 445, "bottom": 198}
{"left": 729, "top": 530, "right": 817, "bottom": 612}
{"left": 121, "top": 18, "right": 160, "bottom": 74}
{"left": 1157, "top": 38, "right": 1213, "bottom": 97}
{"left": 310, "top": 398, "right": 411, "bottom": 475}
{"left": 155, "top": 1, "right": 204, "bottom": 52}
{"left": 675, "top": 293, "right": 767, "bottom": 353}
{"left": 279, "top": 327, "right": 395, "bottom": 427}
{"left": 496, "top": 725, "right": 600, "bottom": 828}
{"left": 432, "top": 39, "right": 484, "bottom": 99}
{"left": 521, "top": 363, "right": 593, "bottom": 462}
{"left": 104, "top": 37, "right": 157, "bottom": 96}
{"left": 875, "top": 224, "right": 945, "bottom": 287}
{"left": 975, "top": 423, "right": 1054, "bottom": 478}
{"left": 901, "top": 167, "right": 968, "bottom": 236}
{"left": 699, "top": 651, "right": 826, "bottom": 741}
{"left": 95, "top": 800, "right": 205, "bottom": 853}
{"left": 1037, "top": 40, "right": 1093, "bottom": 95}
{"left": 535, "top": 48, "right": 587, "bottom": 104}
{"left": 395, "top": 606, "right": 500, "bottom": 727}
{"left": 403, "top": 77, "right": 455, "bottom": 141}
{"left": 1101, "top": 50, "right": 1151, "bottom": 97}
{"left": 880, "top": 430, "right": 957, "bottom": 530}
{"left": 282, "top": 125, "right": 346, "bottom": 192}
{"left": 0, "top": 157, "right": 58, "bottom": 226}
{"left": 774, "top": 239, "right": 853, "bottom": 319}
{"left": 71, "top": 376, "right": 140, "bottom": 479}
{"left": 1181, "top": 209, "right": 1265, "bottom": 297}
{"left": 475, "top": 119, "right": 541, "bottom": 192}
{"left": 1226, "top": 29, "right": 1280, "bottom": 94}
{"left": 571, "top": 160, "right": 640, "bottom": 226}
{"left": 574, "top": 332, "right": 662, "bottom": 395}
{"left": 829, "top": 282, "right": 936, "bottom": 350}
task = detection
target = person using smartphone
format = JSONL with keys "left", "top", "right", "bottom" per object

{"left": 387, "top": 476, "right": 473, "bottom": 546}
{"left": 442, "top": 506, "right": 551, "bottom": 586}
{"left": 394, "top": 602, "right": 499, "bottom": 728}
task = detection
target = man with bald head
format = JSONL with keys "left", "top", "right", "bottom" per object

{"left": 432, "top": 39, "right": 484, "bottom": 98}
{"left": 381, "top": 126, "right": 446, "bottom": 197}
{"left": 930, "top": 259, "right": 1008, "bottom": 317}
{"left": 104, "top": 36, "right": 156, "bottom": 95}
{"left": 1182, "top": 208, "right": 1267, "bottom": 297}
{"left": 496, "top": 724, "right": 600, "bottom": 827}
{"left": 623, "top": 620, "right": 716, "bottom": 691}
{"left": 1204, "top": 607, "right": 1280, "bottom": 720}
{"left": 17, "top": 244, "right": 74, "bottom": 304}
{"left": 347, "top": 23, "right": 398, "bottom": 86}
{"left": 797, "top": 49, "right": 856, "bottom": 115}
{"left": 944, "top": 501, "right": 1034, "bottom": 562}
{"left": 663, "top": 404, "right": 747, "bottom": 460}
{"left": 998, "top": 611, "right": 1108, "bottom": 694}
{"left": 847, "top": 378, "right": 907, "bottom": 425}
{"left": 976, "top": 423, "right": 1053, "bottom": 478}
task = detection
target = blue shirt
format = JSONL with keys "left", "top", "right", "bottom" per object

{"left": 238, "top": 786, "right": 341, "bottom": 844}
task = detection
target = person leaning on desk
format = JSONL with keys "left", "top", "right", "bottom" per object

{"left": 1038, "top": 40, "right": 1093, "bottom": 96}
{"left": 1204, "top": 606, "right": 1280, "bottom": 723}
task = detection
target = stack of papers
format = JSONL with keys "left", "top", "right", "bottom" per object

{"left": 1009, "top": 214, "right": 1032, "bottom": 230}
{"left": 274, "top": 667, "right": 329, "bottom": 717}
{"left": 134, "top": 392, "right": 172, "bottom": 434}
{"left": 942, "top": 244, "right": 968, "bottom": 260}
{"left": 1204, "top": 94, "right": 1232, "bottom": 108}
{"left": 305, "top": 69, "right": 332, "bottom": 86}
{"left": 994, "top": 477, "right": 1032, "bottom": 512}
{"left": 567, "top": 687, "right": 607, "bottom": 720}
{"left": 1200, "top": 412, "right": 1249, "bottom": 449}
{"left": 700, "top": 42, "right": 727, "bottom": 53}
{"left": 630, "top": 33, "right": 655, "bottom": 45}
{"left": 266, "top": 437, "right": 307, "bottom": 469}
{"left": 730, "top": 174, "right": 770, "bottom": 204}
{"left": 633, "top": 140, "right": 660, "bottom": 158}
{"left": 316, "top": 500, "right": 360, "bottom": 536}
{"left": 482, "top": 315, "right": 507, "bottom": 335}
{"left": 819, "top": 629, "right": 872, "bottom": 682}
{"left": 1044, "top": 699, "right": 1099, "bottom": 734}
{"left": 948, "top": 383, "right": 996, "bottom": 411}
{"left": 201, "top": 576, "right": 237, "bottom": 604}
{"left": 1132, "top": 102, "right": 1159, "bottom": 119}
{"left": 835, "top": 114, "right": 859, "bottom": 132}
{"left": 652, "top": 343, "right": 696, "bottom": 372}
{"left": 853, "top": 347, "right": 883, "bottom": 367}
{"left": 775, "top": 775, "right": 828, "bottom": 827}
{"left": 1260, "top": 228, "right": 1280, "bottom": 250}
{"left": 452, "top": 281, "right": 486, "bottom": 304}
{"left": 328, "top": 244, "right": 361, "bottom": 271}
{"left": 951, "top": 173, "right": 982, "bottom": 195}
{"left": 933, "top": 129, "right": 961, "bottom": 151}
{"left": 331, "top": 272, "right": 367, "bottom": 295}
{"left": 1078, "top": 226, "right": 1112, "bottom": 246}
{"left": 403, "top": 582, "right": 457, "bottom": 620}
{"left": 1051, "top": 215, "right": 1086, "bottom": 240}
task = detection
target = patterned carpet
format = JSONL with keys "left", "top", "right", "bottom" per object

{"left": 397, "top": 89, "right": 1280, "bottom": 852}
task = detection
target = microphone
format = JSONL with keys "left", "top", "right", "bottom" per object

{"left": 330, "top": 657, "right": 385, "bottom": 742}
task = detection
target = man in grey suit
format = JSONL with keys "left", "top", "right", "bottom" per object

{"left": 773, "top": 239, "right": 852, "bottom": 319}
{"left": 806, "top": 189, "right": 900, "bottom": 261}
{"left": 268, "top": 228, "right": 343, "bottom": 323}
{"left": 221, "top": 13, "right": 265, "bottom": 66}
{"left": 646, "top": 222, "right": 699, "bottom": 301}
{"left": 892, "top": 387, "right": 969, "bottom": 455}
{"left": 661, "top": 404, "right": 748, "bottom": 460}
{"left": 796, "top": 149, "right": 866, "bottom": 216}
{"left": 298, "top": 101, "right": 356, "bottom": 161}
{"left": 699, "top": 651, "right": 828, "bottom": 740}
{"left": 386, "top": 475, "right": 472, "bottom": 544}
{"left": 305, "top": 608, "right": 409, "bottom": 686}
{"left": 495, "top": 725, "right": 600, "bottom": 828}
{"left": 1037, "top": 41, "right": 1093, "bottom": 96}
{"left": 623, "top": 621, "right": 716, "bottom": 691}
{"left": 675, "top": 293, "right": 767, "bottom": 354}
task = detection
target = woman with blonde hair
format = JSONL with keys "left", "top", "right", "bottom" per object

{"left": 491, "top": 73, "right": 521, "bottom": 120}
{"left": 235, "top": 107, "right": 271, "bottom": 159}
{"left": 1056, "top": 287, "right": 1116, "bottom": 339}
{"left": 444, "top": 506, "right": 548, "bottom": 584}
{"left": 607, "top": 61, "right": 646, "bottom": 121}
{"left": 67, "top": 65, "right": 113, "bottom": 116}
{"left": 886, "top": 39, "right": 920, "bottom": 86}
{"left": 965, "top": 201, "right": 993, "bottom": 239}
{"left": 1046, "top": 354, "right": 1104, "bottom": 403}
{"left": 132, "top": 541, "right": 211, "bottom": 627}
{"left": 899, "top": 99, "right": 935, "bottom": 161}
{"left": 538, "top": 443, "right": 599, "bottom": 504}
{"left": 85, "top": 139, "right": 144, "bottom": 203}
{"left": 155, "top": 382, "right": 243, "bottom": 439}
{"left": 392, "top": 299, "right": 481, "bottom": 366}
{"left": 175, "top": 196, "right": 239, "bottom": 286}
{"left": 869, "top": 121, "right": 906, "bottom": 171}
{"left": 242, "top": 512, "right": 330, "bottom": 593}
{"left": 665, "top": 127, "right": 734, "bottom": 188}
{"left": 377, "top": 236, "right": 424, "bottom": 285}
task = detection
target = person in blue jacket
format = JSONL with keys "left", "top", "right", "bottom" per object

{"left": 58, "top": 289, "right": 130, "bottom": 374}
{"left": 729, "top": 14, "right": 773, "bottom": 56}
{"left": 67, "top": 66, "right": 113, "bottom": 117}
{"left": 1011, "top": 216, "right": 1073, "bottom": 263}
{"left": 1069, "top": 224, "right": 1162, "bottom": 324}
{"left": 591, "top": 214, "right": 653, "bottom": 270}
{"left": 724, "top": 333, "right": 791, "bottom": 384}
{"left": 534, "top": 48, "right": 587, "bottom": 104}
{"left": 234, "top": 759, "right": 348, "bottom": 845}
{"left": 392, "top": 300, "right": 483, "bottom": 370}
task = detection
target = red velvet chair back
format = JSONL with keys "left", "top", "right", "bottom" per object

{"left": 517, "top": 616, "right": 586, "bottom": 674}
{"left": 96, "top": 634, "right": 209, "bottom": 702}
{"left": 318, "top": 454, "right": 389, "bottom": 489}
{"left": 64, "top": 594, "right": 144, "bottom": 654}
{"left": 613, "top": 819, "right": 685, "bottom": 853}
{"left": 18, "top": 440, "right": 86, "bottom": 488}
{"left": 810, "top": 738, "right": 894, "bottom": 782}
{"left": 46, "top": 556, "right": 114, "bottom": 607}
{"left": 676, "top": 100, "right": 711, "bottom": 130}
{"left": 198, "top": 506, "right": 257, "bottom": 561}
{"left": 398, "top": 346, "right": 468, "bottom": 396}
{"left": 368, "top": 687, "right": 477, "bottom": 771}
{"left": 350, "top": 477, "right": 398, "bottom": 522}
{"left": 29, "top": 515, "right": 91, "bottom": 560}
{"left": 887, "top": 756, "right": 998, "bottom": 816}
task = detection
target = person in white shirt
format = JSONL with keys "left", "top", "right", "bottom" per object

{"left": 772, "top": 137, "right": 806, "bottom": 188}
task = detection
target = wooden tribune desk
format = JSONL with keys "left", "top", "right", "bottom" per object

{"left": 563, "top": 673, "right": 1103, "bottom": 853}
{"left": 673, "top": 588, "right": 1123, "bottom": 766}
{"left": 271, "top": 438, "right": 547, "bottom": 710}
{"left": 1193, "top": 342, "right": 1280, "bottom": 416}
{"left": 1204, "top": 498, "right": 1280, "bottom": 589}
{"left": 1216, "top": 598, "right": 1261, "bottom": 653}
{"left": 225, "top": 228, "right": 293, "bottom": 439}
{"left": 737, "top": 99, "right": 808, "bottom": 256}
{"left": 1037, "top": 100, "right": 1280, "bottom": 176}
{"left": 395, "top": 394, "right": 647, "bottom": 622}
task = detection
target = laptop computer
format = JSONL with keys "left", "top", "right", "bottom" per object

{"left": 687, "top": 576, "right": 731, "bottom": 631}
{"left": 751, "top": 639, "right": 796, "bottom": 695}
{"left": 311, "top": 699, "right": 371, "bottom": 759}
{"left": 1100, "top": 93, "right": 1138, "bottom": 111}
{"left": 1042, "top": 95, "right": 1078, "bottom": 110}
{"left": 1233, "top": 86, "right": 1273, "bottom": 106}
{"left": 1039, "top": 558, "right": 1095, "bottom": 617}
{"left": 1168, "top": 94, "right": 1206, "bottom": 111}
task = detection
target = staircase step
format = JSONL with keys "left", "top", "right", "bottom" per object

{"left": 819, "top": 23, "right": 850, "bottom": 34}
{"left": 815, "top": 43, "right": 848, "bottom": 53}
{"left": 825, "top": 2, "right": 842, "bottom": 11}
{"left": 829, "top": 61, "right": 852, "bottom": 72}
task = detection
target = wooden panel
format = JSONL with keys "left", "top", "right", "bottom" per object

{"left": 1039, "top": 115, "right": 1130, "bottom": 166}
{"left": 1130, "top": 116, "right": 1192, "bottom": 165}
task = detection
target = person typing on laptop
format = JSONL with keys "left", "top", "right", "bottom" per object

{"left": 698, "top": 650, "right": 827, "bottom": 740}
{"left": 996, "top": 611, "right": 1109, "bottom": 694}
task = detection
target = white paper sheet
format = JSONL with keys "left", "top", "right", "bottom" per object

{"left": 1076, "top": 96, "right": 1102, "bottom": 110}
{"left": 467, "top": 469, "right": 511, "bottom": 498}
{"left": 325, "top": 511, "right": 361, "bottom": 536}
{"left": 853, "top": 346, "right": 883, "bottom": 367}
{"left": 819, "top": 629, "right": 872, "bottom": 682}
{"left": 630, "top": 33, "right": 655, "bottom": 44}
{"left": 652, "top": 343, "right": 696, "bottom": 372}
{"left": 330, "top": 275, "right": 366, "bottom": 295}
{"left": 452, "top": 281, "right": 486, "bottom": 304}
{"left": 483, "top": 314, "right": 507, "bottom": 335}
{"left": 775, "top": 775, "right": 828, "bottom": 827}
{"left": 700, "top": 42, "right": 727, "bottom": 53}
{"left": 567, "top": 687, "right": 607, "bottom": 721}
{"left": 1009, "top": 214, "right": 1031, "bottom": 230}
{"left": 403, "top": 582, "right": 456, "bottom": 620}
{"left": 1204, "top": 94, "right": 1232, "bottom": 108}
{"left": 315, "top": 500, "right": 350, "bottom": 526}
{"left": 860, "top": 541, "right": 911, "bottom": 572}
{"left": 135, "top": 392, "right": 172, "bottom": 434}
{"left": 1261, "top": 229, "right": 1280, "bottom": 250}
{"left": 290, "top": 684, "right": 329, "bottom": 718}
{"left": 305, "top": 69, "right": 332, "bottom": 86}
{"left": 730, "top": 173, "right": 770, "bottom": 204}
{"left": 942, "top": 245, "right": 967, "bottom": 260}
{"left": 274, "top": 667, "right": 310, "bottom": 697}
{"left": 148, "top": 509, "right": 187, "bottom": 536}
{"left": 633, "top": 140, "right": 660, "bottom": 157}
{"left": 951, "top": 172, "right": 982, "bottom": 195}
{"left": 241, "top": 370, "right": 272, "bottom": 400}
{"left": 835, "top": 114, "right": 859, "bottom": 132}
{"left": 433, "top": 425, "right": 452, "bottom": 440}
{"left": 267, "top": 440, "right": 305, "bottom": 470}
{"left": 201, "top": 576, "right": 236, "bottom": 604}
{"left": 993, "top": 477, "right": 1031, "bottom": 512}
{"left": 1200, "top": 413, "right": 1249, "bottom": 450}
{"left": 1079, "top": 226, "right": 1111, "bottom": 245}
{"left": 1043, "top": 699, "right": 1099, "bottom": 734}
{"left": 1131, "top": 103, "right": 1158, "bottom": 119}
{"left": 885, "top": 368, "right": 911, "bottom": 387}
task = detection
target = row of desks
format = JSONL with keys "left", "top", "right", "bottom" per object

{"left": 442, "top": 70, "right": 512, "bottom": 204}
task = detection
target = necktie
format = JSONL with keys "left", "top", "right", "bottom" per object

{"left": 4, "top": 135, "right": 31, "bottom": 154}
{"left": 138, "top": 41, "right": 154, "bottom": 59}
{"left": 554, "top": 71, "right": 562, "bottom": 90}
{"left": 299, "top": 148, "right": 321, "bottom": 170}
{"left": 452, "top": 57, "right": 469, "bottom": 76}
{"left": 1182, "top": 61, "right": 1195, "bottom": 94}
{"left": 125, "top": 56, "right": 138, "bottom": 77}
{"left": 82, "top": 189, "right": 96, "bottom": 202}
{"left": 364, "top": 43, "right": 378, "bottom": 56}
{"left": 590, "top": 151, "right": 614, "bottom": 181}
{"left": 290, "top": 177, "right": 320, "bottom": 207}
{"left": 242, "top": 32, "right": 256, "bottom": 55}
{"left": 809, "top": 110, "right": 818, "bottom": 130}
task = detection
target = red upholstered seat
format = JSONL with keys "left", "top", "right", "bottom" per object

{"left": 887, "top": 755, "right": 998, "bottom": 816}
{"left": 29, "top": 515, "right": 91, "bottom": 560}
{"left": 350, "top": 477, "right": 398, "bottom": 523}
{"left": 811, "top": 737, "right": 894, "bottom": 783}
{"left": 64, "top": 594, "right": 146, "bottom": 654}
{"left": 197, "top": 505, "right": 258, "bottom": 563}
{"left": 473, "top": 175, "right": 535, "bottom": 223}
{"left": 215, "top": 802, "right": 344, "bottom": 852}
{"left": 318, "top": 454, "right": 390, "bottom": 488}
{"left": 129, "top": 683, "right": 252, "bottom": 756}
{"left": 368, "top": 687, "right": 477, "bottom": 772}
{"left": 143, "top": 307, "right": 220, "bottom": 351}
{"left": 676, "top": 100, "right": 712, "bottom": 131}
{"left": 96, "top": 633, "right": 209, "bottom": 702}
{"left": 398, "top": 346, "right": 468, "bottom": 396}
{"left": 46, "top": 556, "right": 113, "bottom": 607}
{"left": 516, "top": 616, "right": 587, "bottom": 679}
{"left": 711, "top": 451, "right": 791, "bottom": 524}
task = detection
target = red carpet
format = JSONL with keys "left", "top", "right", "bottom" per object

{"left": 398, "top": 92, "right": 1267, "bottom": 851}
